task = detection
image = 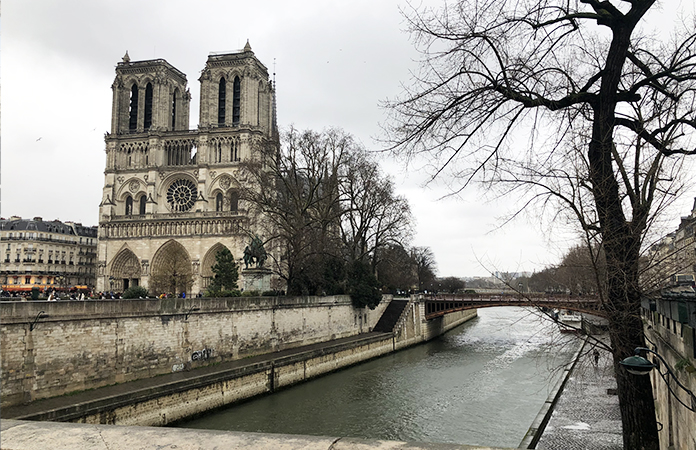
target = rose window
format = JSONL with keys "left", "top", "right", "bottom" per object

{"left": 167, "top": 179, "right": 197, "bottom": 212}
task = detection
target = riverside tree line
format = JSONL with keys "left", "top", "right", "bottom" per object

{"left": 235, "top": 127, "right": 437, "bottom": 308}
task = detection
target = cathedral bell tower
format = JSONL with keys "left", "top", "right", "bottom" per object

{"left": 97, "top": 44, "right": 277, "bottom": 295}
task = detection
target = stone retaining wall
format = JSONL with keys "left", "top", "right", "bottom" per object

{"left": 642, "top": 307, "right": 696, "bottom": 450}
{"left": 1, "top": 295, "right": 389, "bottom": 407}
{"left": 394, "top": 302, "right": 477, "bottom": 350}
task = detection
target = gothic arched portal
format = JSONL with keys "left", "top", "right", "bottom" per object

{"left": 201, "top": 243, "right": 230, "bottom": 290}
{"left": 150, "top": 240, "right": 193, "bottom": 296}
{"left": 110, "top": 247, "right": 141, "bottom": 292}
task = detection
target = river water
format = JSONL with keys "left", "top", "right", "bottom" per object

{"left": 176, "top": 306, "right": 581, "bottom": 448}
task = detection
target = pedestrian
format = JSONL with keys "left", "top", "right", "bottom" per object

{"left": 593, "top": 349, "right": 600, "bottom": 366}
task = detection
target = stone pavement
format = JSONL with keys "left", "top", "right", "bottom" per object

{"left": 535, "top": 336, "right": 623, "bottom": 450}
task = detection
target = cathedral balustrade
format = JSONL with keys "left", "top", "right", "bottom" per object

{"left": 110, "top": 210, "right": 246, "bottom": 221}
{"left": 102, "top": 216, "right": 247, "bottom": 238}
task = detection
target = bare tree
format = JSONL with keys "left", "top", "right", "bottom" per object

{"left": 411, "top": 246, "right": 437, "bottom": 292}
{"left": 241, "top": 127, "right": 346, "bottom": 295}
{"left": 385, "top": 1, "right": 696, "bottom": 447}
{"left": 149, "top": 256, "right": 194, "bottom": 297}
{"left": 340, "top": 151, "right": 413, "bottom": 272}
{"left": 241, "top": 127, "right": 414, "bottom": 296}
{"left": 376, "top": 243, "right": 418, "bottom": 293}
{"left": 555, "top": 244, "right": 606, "bottom": 295}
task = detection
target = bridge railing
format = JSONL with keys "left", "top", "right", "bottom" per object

{"left": 422, "top": 293, "right": 602, "bottom": 319}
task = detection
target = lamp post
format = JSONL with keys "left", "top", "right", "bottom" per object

{"left": 30, "top": 311, "right": 48, "bottom": 331}
{"left": 620, "top": 347, "right": 696, "bottom": 412}
{"left": 184, "top": 307, "right": 200, "bottom": 321}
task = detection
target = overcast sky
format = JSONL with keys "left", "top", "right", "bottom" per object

{"left": 2, "top": 0, "right": 694, "bottom": 277}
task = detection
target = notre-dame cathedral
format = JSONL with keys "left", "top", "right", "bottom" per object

{"left": 96, "top": 42, "right": 276, "bottom": 295}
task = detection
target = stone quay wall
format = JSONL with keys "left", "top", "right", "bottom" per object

{"left": 1, "top": 295, "right": 389, "bottom": 408}
{"left": 642, "top": 302, "right": 696, "bottom": 450}
{"left": 72, "top": 334, "right": 395, "bottom": 426}
{"left": 394, "top": 300, "right": 478, "bottom": 350}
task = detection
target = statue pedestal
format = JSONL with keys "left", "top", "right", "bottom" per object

{"left": 242, "top": 268, "right": 272, "bottom": 293}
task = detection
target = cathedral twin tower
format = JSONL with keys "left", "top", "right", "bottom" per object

{"left": 97, "top": 42, "right": 276, "bottom": 295}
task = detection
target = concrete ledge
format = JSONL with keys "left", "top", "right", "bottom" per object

{"left": 0, "top": 420, "right": 514, "bottom": 450}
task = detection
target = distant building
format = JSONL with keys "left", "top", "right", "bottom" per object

{"left": 97, "top": 42, "right": 277, "bottom": 295}
{"left": 0, "top": 216, "right": 98, "bottom": 294}
{"left": 646, "top": 198, "right": 696, "bottom": 289}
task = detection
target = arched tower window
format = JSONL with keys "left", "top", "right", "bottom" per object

{"left": 128, "top": 84, "right": 139, "bottom": 131}
{"left": 231, "top": 138, "right": 238, "bottom": 161}
{"left": 171, "top": 88, "right": 179, "bottom": 130}
{"left": 216, "top": 193, "right": 223, "bottom": 212}
{"left": 218, "top": 77, "right": 226, "bottom": 126}
{"left": 125, "top": 196, "right": 133, "bottom": 216}
{"left": 230, "top": 191, "right": 239, "bottom": 212}
{"left": 144, "top": 83, "right": 153, "bottom": 130}
{"left": 139, "top": 195, "right": 147, "bottom": 215}
{"left": 232, "top": 76, "right": 241, "bottom": 125}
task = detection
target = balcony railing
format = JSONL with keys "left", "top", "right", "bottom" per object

{"left": 109, "top": 209, "right": 246, "bottom": 221}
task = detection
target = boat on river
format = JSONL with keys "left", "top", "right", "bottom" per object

{"left": 557, "top": 310, "right": 583, "bottom": 332}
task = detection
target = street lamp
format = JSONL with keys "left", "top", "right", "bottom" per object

{"left": 184, "top": 307, "right": 200, "bottom": 321}
{"left": 30, "top": 311, "right": 48, "bottom": 331}
{"left": 620, "top": 347, "right": 696, "bottom": 412}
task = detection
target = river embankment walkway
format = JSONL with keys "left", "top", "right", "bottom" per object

{"left": 531, "top": 334, "right": 623, "bottom": 450}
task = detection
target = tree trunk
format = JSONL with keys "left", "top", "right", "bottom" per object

{"left": 586, "top": 13, "right": 661, "bottom": 448}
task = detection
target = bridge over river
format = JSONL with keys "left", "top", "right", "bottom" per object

{"left": 423, "top": 293, "right": 603, "bottom": 320}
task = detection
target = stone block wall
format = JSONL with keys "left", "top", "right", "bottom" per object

{"left": 1, "top": 295, "right": 390, "bottom": 407}
{"left": 393, "top": 300, "right": 477, "bottom": 350}
{"left": 642, "top": 307, "right": 696, "bottom": 450}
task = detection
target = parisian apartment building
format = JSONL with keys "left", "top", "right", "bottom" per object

{"left": 646, "top": 198, "right": 696, "bottom": 289}
{"left": 0, "top": 216, "right": 98, "bottom": 294}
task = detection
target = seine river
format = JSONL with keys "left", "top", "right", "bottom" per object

{"left": 176, "top": 306, "right": 580, "bottom": 448}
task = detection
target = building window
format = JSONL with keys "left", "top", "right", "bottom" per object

{"left": 139, "top": 195, "right": 147, "bottom": 215}
{"left": 232, "top": 76, "right": 241, "bottom": 125}
{"left": 216, "top": 193, "right": 223, "bottom": 212}
{"left": 230, "top": 191, "right": 239, "bottom": 212}
{"left": 125, "top": 195, "right": 133, "bottom": 216}
{"left": 172, "top": 88, "right": 179, "bottom": 130}
{"left": 144, "top": 83, "right": 153, "bottom": 130}
{"left": 166, "top": 178, "right": 197, "bottom": 212}
{"left": 231, "top": 138, "right": 239, "bottom": 161}
{"left": 25, "top": 277, "right": 31, "bottom": 284}
{"left": 214, "top": 141, "right": 223, "bottom": 163}
{"left": 129, "top": 84, "right": 139, "bottom": 130}
{"left": 218, "top": 77, "right": 226, "bottom": 125}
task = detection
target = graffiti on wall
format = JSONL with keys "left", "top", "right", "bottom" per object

{"left": 191, "top": 348, "right": 213, "bottom": 361}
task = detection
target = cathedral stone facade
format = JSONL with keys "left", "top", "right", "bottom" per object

{"left": 97, "top": 42, "right": 276, "bottom": 295}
